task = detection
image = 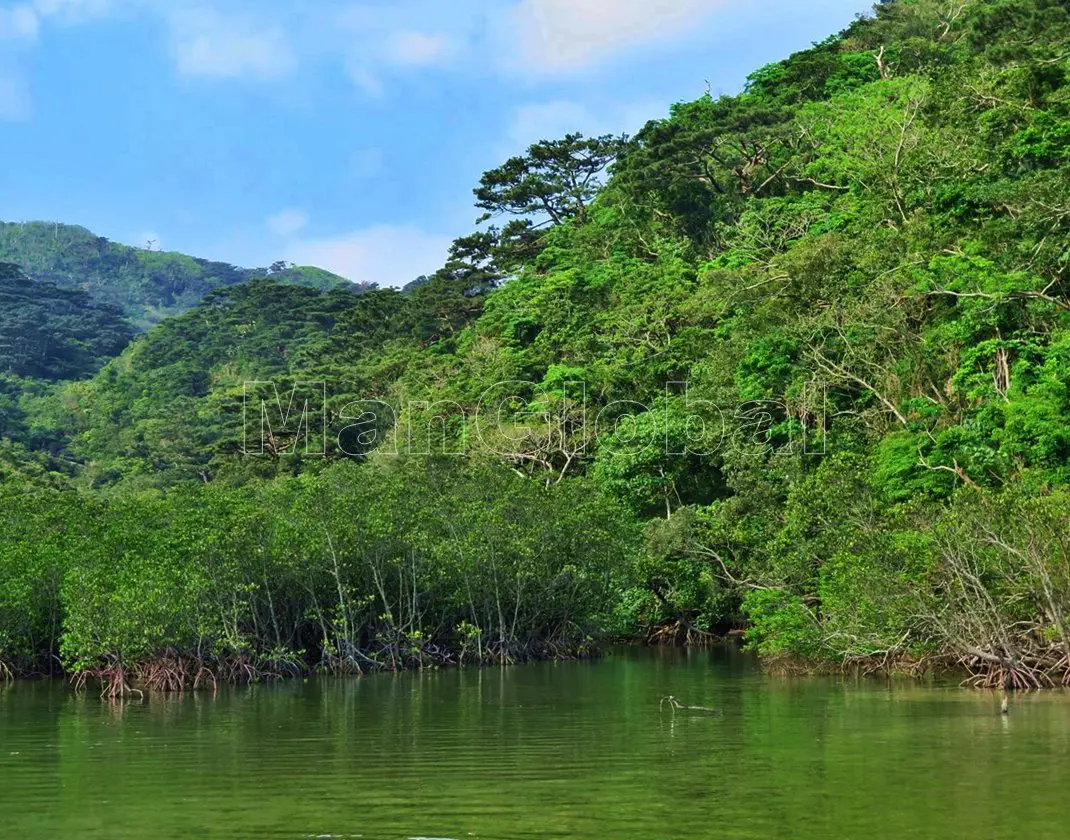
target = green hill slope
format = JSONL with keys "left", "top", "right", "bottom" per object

{"left": 0, "top": 221, "right": 355, "bottom": 329}
{"left": 0, "top": 262, "right": 135, "bottom": 382}
{"left": 2, "top": 0, "right": 1068, "bottom": 685}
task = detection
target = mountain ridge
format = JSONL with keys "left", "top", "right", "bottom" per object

{"left": 0, "top": 220, "right": 361, "bottom": 330}
{"left": 1, "top": 0, "right": 1068, "bottom": 687}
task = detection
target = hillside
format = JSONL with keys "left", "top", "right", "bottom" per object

{"left": 0, "top": 262, "right": 134, "bottom": 382}
{"left": 0, "top": 221, "right": 356, "bottom": 329}
{"left": 1, "top": 0, "right": 1068, "bottom": 688}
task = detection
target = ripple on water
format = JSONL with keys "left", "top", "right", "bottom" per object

{"left": 2, "top": 652, "right": 1070, "bottom": 840}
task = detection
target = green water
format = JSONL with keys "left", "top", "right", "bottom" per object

{"left": 1, "top": 648, "right": 1069, "bottom": 839}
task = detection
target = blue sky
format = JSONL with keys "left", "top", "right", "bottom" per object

{"left": 0, "top": 0, "right": 875, "bottom": 287}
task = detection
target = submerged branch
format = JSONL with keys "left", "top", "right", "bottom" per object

{"left": 660, "top": 695, "right": 723, "bottom": 714}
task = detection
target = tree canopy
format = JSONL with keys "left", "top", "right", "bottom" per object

{"left": 1, "top": 0, "right": 1069, "bottom": 689}
{"left": 0, "top": 221, "right": 358, "bottom": 329}
{"left": 0, "top": 262, "right": 134, "bottom": 381}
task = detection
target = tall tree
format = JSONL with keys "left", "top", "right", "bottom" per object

{"left": 475, "top": 133, "right": 627, "bottom": 228}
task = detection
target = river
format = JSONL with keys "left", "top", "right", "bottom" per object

{"left": 1, "top": 647, "right": 1068, "bottom": 839}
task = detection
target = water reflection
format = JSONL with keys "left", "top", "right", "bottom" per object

{"left": 1, "top": 648, "right": 1069, "bottom": 839}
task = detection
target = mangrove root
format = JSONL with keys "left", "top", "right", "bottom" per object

{"left": 956, "top": 649, "right": 1069, "bottom": 691}
{"left": 73, "top": 666, "right": 144, "bottom": 701}
{"left": 137, "top": 657, "right": 191, "bottom": 693}
{"left": 648, "top": 621, "right": 721, "bottom": 648}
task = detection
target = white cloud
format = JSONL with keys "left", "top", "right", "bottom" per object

{"left": 0, "top": 0, "right": 124, "bottom": 119}
{"left": 0, "top": 0, "right": 116, "bottom": 40}
{"left": 504, "top": 98, "right": 659, "bottom": 156}
{"left": 286, "top": 225, "right": 452, "bottom": 288}
{"left": 349, "top": 147, "right": 386, "bottom": 180}
{"left": 329, "top": 4, "right": 478, "bottom": 96}
{"left": 31, "top": 0, "right": 115, "bottom": 23}
{"left": 169, "top": 9, "right": 295, "bottom": 80}
{"left": 345, "top": 32, "right": 449, "bottom": 98}
{"left": 387, "top": 31, "right": 452, "bottom": 67}
{"left": 0, "top": 5, "right": 39, "bottom": 41}
{"left": 0, "top": 74, "right": 31, "bottom": 121}
{"left": 0, "top": 0, "right": 116, "bottom": 37}
{"left": 266, "top": 208, "right": 309, "bottom": 238}
{"left": 507, "top": 100, "right": 601, "bottom": 150}
{"left": 346, "top": 62, "right": 385, "bottom": 99}
{"left": 508, "top": 0, "right": 730, "bottom": 73}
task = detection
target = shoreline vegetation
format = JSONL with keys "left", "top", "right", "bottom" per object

{"left": 2, "top": 0, "right": 1069, "bottom": 698}
{"left": 6, "top": 638, "right": 1069, "bottom": 700}
{"left": 0, "top": 464, "right": 628, "bottom": 697}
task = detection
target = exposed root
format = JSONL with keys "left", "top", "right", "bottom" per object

{"left": 44, "top": 635, "right": 605, "bottom": 696}
{"left": 257, "top": 648, "right": 306, "bottom": 681}
{"left": 0, "top": 658, "right": 13, "bottom": 682}
{"left": 137, "top": 657, "right": 191, "bottom": 693}
{"left": 761, "top": 654, "right": 837, "bottom": 677}
{"left": 958, "top": 656, "right": 1060, "bottom": 691}
{"left": 1057, "top": 654, "right": 1070, "bottom": 688}
{"left": 72, "top": 665, "right": 144, "bottom": 700}
{"left": 647, "top": 620, "right": 721, "bottom": 648}
{"left": 193, "top": 663, "right": 218, "bottom": 691}
{"left": 315, "top": 632, "right": 595, "bottom": 675}
{"left": 759, "top": 645, "right": 1070, "bottom": 691}
{"left": 839, "top": 651, "right": 933, "bottom": 679}
{"left": 217, "top": 654, "right": 262, "bottom": 684}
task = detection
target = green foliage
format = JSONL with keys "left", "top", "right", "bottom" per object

{"left": 742, "top": 591, "right": 824, "bottom": 659}
{"left": 476, "top": 134, "right": 627, "bottom": 228}
{"left": 3, "top": 0, "right": 1070, "bottom": 677}
{"left": 0, "top": 462, "right": 635, "bottom": 676}
{"left": 0, "top": 262, "right": 134, "bottom": 380}
{"left": 0, "top": 222, "right": 355, "bottom": 329}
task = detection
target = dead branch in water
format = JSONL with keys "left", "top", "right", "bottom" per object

{"left": 660, "top": 695, "right": 722, "bottom": 714}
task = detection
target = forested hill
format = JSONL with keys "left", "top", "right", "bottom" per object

{"left": 0, "top": 221, "right": 356, "bottom": 328}
{"left": 2, "top": 0, "right": 1069, "bottom": 688}
{"left": 0, "top": 262, "right": 134, "bottom": 382}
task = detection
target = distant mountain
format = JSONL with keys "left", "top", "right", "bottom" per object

{"left": 0, "top": 221, "right": 358, "bottom": 329}
{"left": 0, "top": 262, "right": 135, "bottom": 381}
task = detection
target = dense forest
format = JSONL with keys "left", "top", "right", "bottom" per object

{"left": 1, "top": 0, "right": 1068, "bottom": 695}
{"left": 0, "top": 222, "right": 357, "bottom": 329}
{"left": 0, "top": 262, "right": 134, "bottom": 382}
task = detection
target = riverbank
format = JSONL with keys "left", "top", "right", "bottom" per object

{"left": 2, "top": 635, "right": 606, "bottom": 697}
{"left": 7, "top": 632, "right": 1070, "bottom": 699}
{"left": 762, "top": 650, "right": 1070, "bottom": 690}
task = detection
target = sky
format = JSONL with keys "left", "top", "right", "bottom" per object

{"left": 0, "top": 0, "right": 876, "bottom": 287}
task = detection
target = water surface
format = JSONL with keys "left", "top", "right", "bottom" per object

{"left": 2, "top": 647, "right": 1068, "bottom": 839}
